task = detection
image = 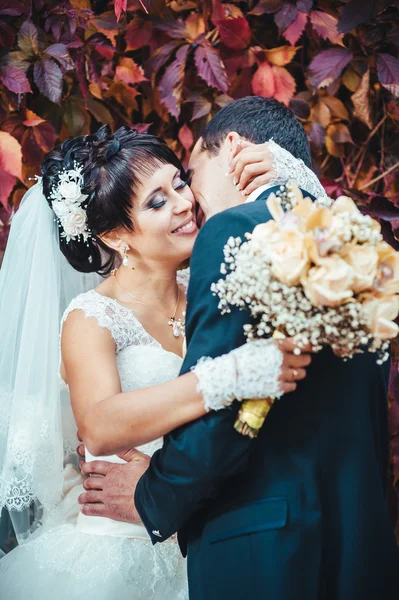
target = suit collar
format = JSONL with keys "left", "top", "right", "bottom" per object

{"left": 245, "top": 183, "right": 279, "bottom": 204}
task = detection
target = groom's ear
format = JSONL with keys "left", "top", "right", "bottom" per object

{"left": 226, "top": 131, "right": 243, "bottom": 164}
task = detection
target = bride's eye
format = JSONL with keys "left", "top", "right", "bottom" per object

{"left": 174, "top": 176, "right": 187, "bottom": 190}
{"left": 149, "top": 196, "right": 167, "bottom": 210}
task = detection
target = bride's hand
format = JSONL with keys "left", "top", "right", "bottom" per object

{"left": 229, "top": 140, "right": 276, "bottom": 198}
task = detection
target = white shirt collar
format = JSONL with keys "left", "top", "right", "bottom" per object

{"left": 244, "top": 182, "right": 279, "bottom": 204}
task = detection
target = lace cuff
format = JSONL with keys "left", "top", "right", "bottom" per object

{"left": 268, "top": 140, "right": 328, "bottom": 200}
{"left": 192, "top": 339, "right": 284, "bottom": 412}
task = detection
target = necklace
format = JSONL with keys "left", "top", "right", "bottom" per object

{"left": 111, "top": 269, "right": 186, "bottom": 338}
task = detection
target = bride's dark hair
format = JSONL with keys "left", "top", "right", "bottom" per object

{"left": 41, "top": 125, "right": 184, "bottom": 275}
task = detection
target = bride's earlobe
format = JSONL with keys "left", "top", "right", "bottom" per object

{"left": 121, "top": 245, "right": 130, "bottom": 267}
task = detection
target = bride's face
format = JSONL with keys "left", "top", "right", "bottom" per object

{"left": 128, "top": 163, "right": 198, "bottom": 267}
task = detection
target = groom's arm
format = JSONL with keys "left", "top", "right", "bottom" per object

{"left": 134, "top": 207, "right": 263, "bottom": 543}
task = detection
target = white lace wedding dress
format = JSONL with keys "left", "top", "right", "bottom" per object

{"left": 0, "top": 270, "right": 190, "bottom": 600}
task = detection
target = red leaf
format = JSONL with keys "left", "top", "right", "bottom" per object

{"left": 148, "top": 40, "right": 182, "bottom": 73}
{"left": 308, "top": 48, "right": 353, "bottom": 88}
{"left": 33, "top": 58, "right": 63, "bottom": 103}
{"left": 194, "top": 39, "right": 229, "bottom": 93}
{"left": 0, "top": 132, "right": 22, "bottom": 179}
{"left": 251, "top": 62, "right": 295, "bottom": 105}
{"left": 297, "top": 0, "right": 312, "bottom": 11}
{"left": 0, "top": 132, "right": 22, "bottom": 207}
{"left": 289, "top": 98, "right": 310, "bottom": 120}
{"left": 282, "top": 10, "right": 307, "bottom": 45}
{"left": 18, "top": 20, "right": 40, "bottom": 56}
{"left": 159, "top": 44, "right": 190, "bottom": 119}
{"left": 190, "top": 95, "right": 212, "bottom": 120}
{"left": 310, "top": 10, "right": 343, "bottom": 44}
{"left": 308, "top": 122, "right": 325, "bottom": 149}
{"left": 75, "top": 52, "right": 89, "bottom": 101}
{"left": 33, "top": 122, "right": 57, "bottom": 153}
{"left": 275, "top": 3, "right": 297, "bottom": 33}
{"left": 215, "top": 16, "right": 252, "bottom": 50}
{"left": 0, "top": 22, "right": 15, "bottom": 48}
{"left": 0, "top": 0, "right": 25, "bottom": 16}
{"left": 251, "top": 62, "right": 275, "bottom": 97}
{"left": 376, "top": 53, "right": 399, "bottom": 85}
{"left": 272, "top": 66, "right": 296, "bottom": 105}
{"left": 249, "top": 0, "right": 282, "bottom": 16}
{"left": 125, "top": 17, "right": 153, "bottom": 50}
{"left": 211, "top": 0, "right": 225, "bottom": 21}
{"left": 0, "top": 66, "right": 32, "bottom": 94}
{"left": 45, "top": 43, "right": 74, "bottom": 71}
{"left": 0, "top": 170, "right": 16, "bottom": 210}
{"left": 178, "top": 124, "right": 194, "bottom": 151}
{"left": 154, "top": 19, "right": 189, "bottom": 40}
{"left": 337, "top": 0, "right": 374, "bottom": 34}
{"left": 114, "top": 0, "right": 127, "bottom": 22}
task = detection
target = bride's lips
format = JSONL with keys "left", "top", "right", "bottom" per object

{"left": 171, "top": 216, "right": 198, "bottom": 235}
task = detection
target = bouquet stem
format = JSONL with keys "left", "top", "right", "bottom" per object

{"left": 234, "top": 330, "right": 286, "bottom": 438}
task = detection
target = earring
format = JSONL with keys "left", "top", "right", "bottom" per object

{"left": 122, "top": 245, "right": 129, "bottom": 267}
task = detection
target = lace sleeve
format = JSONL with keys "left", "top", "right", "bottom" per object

{"left": 267, "top": 140, "right": 328, "bottom": 200}
{"left": 61, "top": 291, "right": 141, "bottom": 353}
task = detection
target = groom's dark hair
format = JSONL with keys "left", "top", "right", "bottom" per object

{"left": 201, "top": 96, "right": 312, "bottom": 168}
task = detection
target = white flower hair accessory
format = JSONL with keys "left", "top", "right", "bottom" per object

{"left": 49, "top": 164, "right": 91, "bottom": 243}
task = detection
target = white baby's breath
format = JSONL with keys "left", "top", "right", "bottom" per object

{"left": 212, "top": 181, "right": 398, "bottom": 364}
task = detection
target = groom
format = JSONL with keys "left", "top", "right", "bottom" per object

{"left": 80, "top": 97, "right": 399, "bottom": 599}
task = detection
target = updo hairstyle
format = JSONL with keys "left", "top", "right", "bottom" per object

{"left": 41, "top": 125, "right": 184, "bottom": 275}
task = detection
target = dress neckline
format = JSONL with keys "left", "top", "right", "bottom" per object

{"left": 89, "top": 289, "right": 185, "bottom": 360}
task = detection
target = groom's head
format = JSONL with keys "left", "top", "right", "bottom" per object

{"left": 188, "top": 96, "right": 311, "bottom": 219}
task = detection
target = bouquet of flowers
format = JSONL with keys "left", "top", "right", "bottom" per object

{"left": 212, "top": 181, "right": 399, "bottom": 438}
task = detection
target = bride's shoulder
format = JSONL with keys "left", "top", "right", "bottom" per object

{"left": 61, "top": 289, "right": 121, "bottom": 336}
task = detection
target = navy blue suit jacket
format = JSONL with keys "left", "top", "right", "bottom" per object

{"left": 135, "top": 188, "right": 399, "bottom": 600}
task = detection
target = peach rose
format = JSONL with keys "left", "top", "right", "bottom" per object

{"left": 331, "top": 196, "right": 360, "bottom": 215}
{"left": 375, "top": 242, "right": 399, "bottom": 295}
{"left": 269, "top": 229, "right": 309, "bottom": 285}
{"left": 301, "top": 256, "right": 354, "bottom": 307}
{"left": 250, "top": 221, "right": 279, "bottom": 253}
{"left": 345, "top": 245, "right": 379, "bottom": 293}
{"left": 362, "top": 294, "right": 399, "bottom": 340}
{"left": 266, "top": 193, "right": 285, "bottom": 222}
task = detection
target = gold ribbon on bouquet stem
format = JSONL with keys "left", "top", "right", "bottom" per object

{"left": 234, "top": 330, "right": 286, "bottom": 438}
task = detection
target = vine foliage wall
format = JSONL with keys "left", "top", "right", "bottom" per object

{"left": 0, "top": 0, "right": 399, "bottom": 537}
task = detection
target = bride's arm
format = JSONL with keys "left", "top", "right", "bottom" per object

{"left": 229, "top": 139, "right": 327, "bottom": 200}
{"left": 62, "top": 310, "right": 310, "bottom": 456}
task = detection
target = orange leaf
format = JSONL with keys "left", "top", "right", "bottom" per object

{"left": 115, "top": 57, "right": 147, "bottom": 85}
{"left": 23, "top": 109, "right": 45, "bottom": 127}
{"left": 178, "top": 124, "right": 194, "bottom": 151}
{"left": 352, "top": 70, "right": 372, "bottom": 129}
{"left": 310, "top": 101, "right": 331, "bottom": 128}
{"left": 325, "top": 136, "right": 344, "bottom": 158}
{"left": 265, "top": 45, "right": 300, "bottom": 67}
{"left": 321, "top": 96, "right": 349, "bottom": 121}
{"left": 0, "top": 132, "right": 22, "bottom": 179}
{"left": 327, "top": 123, "right": 353, "bottom": 144}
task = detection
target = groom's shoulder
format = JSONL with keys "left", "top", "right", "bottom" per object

{"left": 195, "top": 201, "right": 266, "bottom": 251}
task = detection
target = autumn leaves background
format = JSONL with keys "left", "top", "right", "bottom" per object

{"left": 0, "top": 0, "right": 398, "bottom": 537}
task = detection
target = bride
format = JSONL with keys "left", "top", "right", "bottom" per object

{"left": 0, "top": 124, "right": 320, "bottom": 599}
